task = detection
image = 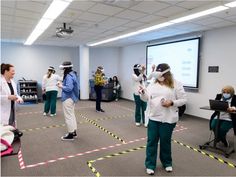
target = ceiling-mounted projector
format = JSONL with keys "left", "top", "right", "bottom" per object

{"left": 56, "top": 23, "right": 74, "bottom": 38}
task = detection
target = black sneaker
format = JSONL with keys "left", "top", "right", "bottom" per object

{"left": 72, "top": 131, "right": 77, "bottom": 138}
{"left": 61, "top": 133, "right": 74, "bottom": 141}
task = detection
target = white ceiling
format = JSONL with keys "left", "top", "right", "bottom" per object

{"left": 1, "top": 0, "right": 236, "bottom": 47}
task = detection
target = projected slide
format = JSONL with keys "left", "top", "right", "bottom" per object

{"left": 147, "top": 38, "right": 200, "bottom": 88}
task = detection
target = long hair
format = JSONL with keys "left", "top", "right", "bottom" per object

{"left": 47, "top": 69, "right": 54, "bottom": 78}
{"left": 113, "top": 76, "right": 119, "bottom": 86}
{"left": 1, "top": 63, "right": 14, "bottom": 75}
{"left": 162, "top": 72, "right": 174, "bottom": 88}
{"left": 63, "top": 67, "right": 72, "bottom": 80}
{"left": 156, "top": 63, "right": 174, "bottom": 88}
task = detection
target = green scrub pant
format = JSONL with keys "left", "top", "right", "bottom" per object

{"left": 44, "top": 90, "right": 58, "bottom": 114}
{"left": 133, "top": 94, "right": 147, "bottom": 124}
{"left": 145, "top": 119, "right": 176, "bottom": 170}
{"left": 211, "top": 119, "right": 233, "bottom": 142}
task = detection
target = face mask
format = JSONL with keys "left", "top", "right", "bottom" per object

{"left": 158, "top": 76, "right": 165, "bottom": 82}
{"left": 223, "top": 93, "right": 231, "bottom": 99}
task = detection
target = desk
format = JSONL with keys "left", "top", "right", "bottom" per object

{"left": 199, "top": 106, "right": 235, "bottom": 158}
{"left": 89, "top": 80, "right": 115, "bottom": 101}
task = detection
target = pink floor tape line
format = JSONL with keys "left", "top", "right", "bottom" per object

{"left": 18, "top": 149, "right": 26, "bottom": 169}
{"left": 17, "top": 127, "right": 187, "bottom": 169}
{"left": 19, "top": 137, "right": 147, "bottom": 169}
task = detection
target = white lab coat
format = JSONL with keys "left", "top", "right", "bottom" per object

{"left": 0, "top": 75, "right": 22, "bottom": 125}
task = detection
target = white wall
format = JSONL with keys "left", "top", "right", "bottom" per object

{"left": 89, "top": 47, "right": 120, "bottom": 79}
{"left": 119, "top": 43, "right": 146, "bottom": 99}
{"left": 1, "top": 43, "right": 79, "bottom": 82}
{"left": 119, "top": 25, "right": 236, "bottom": 119}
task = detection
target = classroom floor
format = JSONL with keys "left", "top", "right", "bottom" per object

{"left": 1, "top": 99, "right": 236, "bottom": 176}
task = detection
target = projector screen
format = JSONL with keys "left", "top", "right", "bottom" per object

{"left": 146, "top": 37, "right": 200, "bottom": 88}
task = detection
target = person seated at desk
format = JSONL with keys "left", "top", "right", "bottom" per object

{"left": 112, "top": 76, "right": 121, "bottom": 101}
{"left": 210, "top": 85, "right": 236, "bottom": 147}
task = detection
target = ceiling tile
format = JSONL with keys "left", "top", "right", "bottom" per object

{"left": 16, "top": 1, "right": 48, "bottom": 14}
{"left": 88, "top": 3, "right": 124, "bottom": 16}
{"left": 61, "top": 8, "right": 84, "bottom": 20}
{"left": 123, "top": 21, "right": 146, "bottom": 28}
{"left": 85, "top": 27, "right": 108, "bottom": 34}
{"left": 115, "top": 9, "right": 148, "bottom": 20}
{"left": 113, "top": 26, "right": 129, "bottom": 32}
{"left": 155, "top": 5, "right": 187, "bottom": 18}
{"left": 212, "top": 8, "right": 236, "bottom": 18}
{"left": 55, "top": 16, "right": 75, "bottom": 24}
{"left": 137, "top": 14, "right": 165, "bottom": 23}
{"left": 72, "top": 19, "right": 97, "bottom": 28}
{"left": 130, "top": 1, "right": 170, "bottom": 14}
{"left": 176, "top": 1, "right": 214, "bottom": 10}
{"left": 224, "top": 15, "right": 236, "bottom": 23}
{"left": 172, "top": 22, "right": 205, "bottom": 31}
{"left": 69, "top": 1, "right": 96, "bottom": 11}
{"left": 101, "top": 0, "right": 142, "bottom": 8}
{"left": 77, "top": 12, "right": 108, "bottom": 22}
{"left": 159, "top": 0, "right": 184, "bottom": 6}
{"left": 194, "top": 16, "right": 224, "bottom": 25}
{"left": 99, "top": 17, "right": 130, "bottom": 29}
{"left": 207, "top": 20, "right": 235, "bottom": 28}
{"left": 1, "top": 0, "right": 16, "bottom": 8}
{"left": 14, "top": 16, "right": 37, "bottom": 25}
{"left": 1, "top": 7, "right": 15, "bottom": 16}
{"left": 1, "top": 15, "right": 14, "bottom": 22}
{"left": 15, "top": 9, "right": 41, "bottom": 20}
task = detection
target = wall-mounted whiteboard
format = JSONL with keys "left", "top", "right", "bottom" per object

{"left": 146, "top": 37, "right": 200, "bottom": 88}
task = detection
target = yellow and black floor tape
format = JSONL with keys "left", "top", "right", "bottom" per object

{"left": 87, "top": 140, "right": 235, "bottom": 177}
{"left": 21, "top": 121, "right": 86, "bottom": 132}
{"left": 173, "top": 139, "right": 236, "bottom": 168}
{"left": 87, "top": 145, "right": 146, "bottom": 177}
{"left": 93, "top": 114, "right": 133, "bottom": 122}
{"left": 21, "top": 114, "right": 132, "bottom": 133}
{"left": 79, "top": 113, "right": 126, "bottom": 143}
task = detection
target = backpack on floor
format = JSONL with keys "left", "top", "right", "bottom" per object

{"left": 0, "top": 125, "right": 22, "bottom": 157}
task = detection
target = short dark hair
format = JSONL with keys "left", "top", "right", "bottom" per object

{"left": 1, "top": 63, "right": 14, "bottom": 75}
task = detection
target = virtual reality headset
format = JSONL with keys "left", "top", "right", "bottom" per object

{"left": 59, "top": 61, "right": 73, "bottom": 70}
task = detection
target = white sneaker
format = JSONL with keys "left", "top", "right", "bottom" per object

{"left": 146, "top": 168, "right": 154, "bottom": 175}
{"left": 43, "top": 112, "right": 47, "bottom": 116}
{"left": 50, "top": 113, "right": 56, "bottom": 117}
{"left": 135, "top": 123, "right": 141, "bottom": 127}
{"left": 165, "top": 166, "right": 173, "bottom": 172}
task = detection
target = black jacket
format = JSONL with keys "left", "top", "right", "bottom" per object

{"left": 209, "top": 94, "right": 236, "bottom": 135}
